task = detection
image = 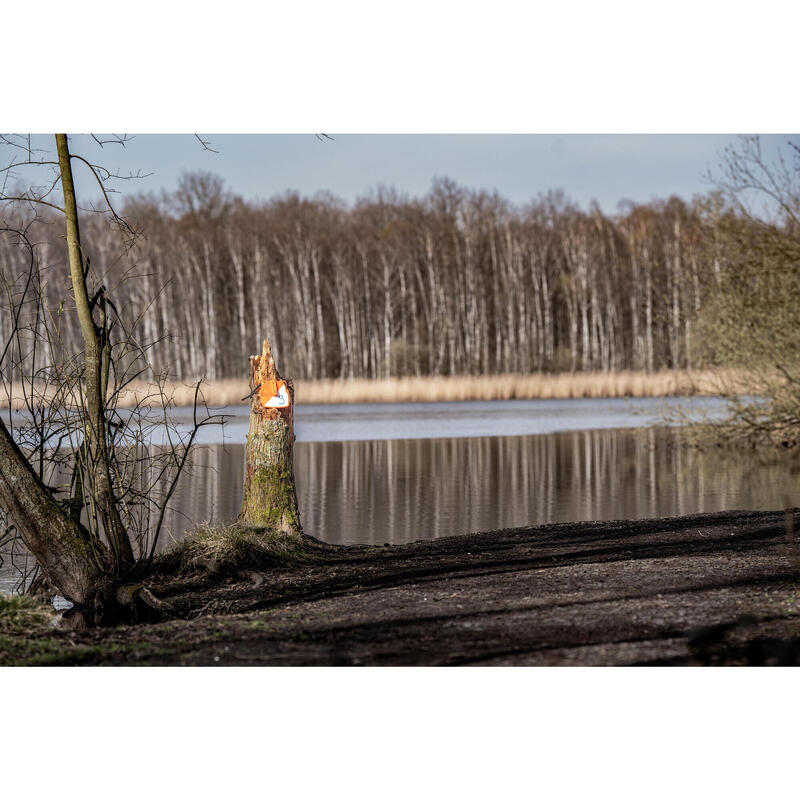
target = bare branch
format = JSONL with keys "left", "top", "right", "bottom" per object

{"left": 69, "top": 153, "right": 137, "bottom": 239}
{"left": 194, "top": 134, "right": 219, "bottom": 153}
{"left": 91, "top": 134, "right": 135, "bottom": 148}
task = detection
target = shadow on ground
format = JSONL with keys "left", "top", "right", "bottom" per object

{"left": 3, "top": 508, "right": 800, "bottom": 665}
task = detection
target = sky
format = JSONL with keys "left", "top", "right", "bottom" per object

{"left": 8, "top": 134, "right": 799, "bottom": 216}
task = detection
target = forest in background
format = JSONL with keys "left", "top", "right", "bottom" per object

{"left": 0, "top": 172, "right": 771, "bottom": 384}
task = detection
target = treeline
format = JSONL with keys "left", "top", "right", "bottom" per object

{"left": 1, "top": 174, "right": 733, "bottom": 382}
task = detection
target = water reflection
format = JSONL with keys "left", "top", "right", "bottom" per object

{"left": 4, "top": 426, "right": 800, "bottom": 591}
{"left": 6, "top": 398, "right": 794, "bottom": 592}
{"left": 160, "top": 428, "right": 800, "bottom": 546}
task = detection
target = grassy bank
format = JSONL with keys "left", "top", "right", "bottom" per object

{"left": 2, "top": 369, "right": 740, "bottom": 410}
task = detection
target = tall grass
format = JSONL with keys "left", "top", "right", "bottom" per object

{"left": 167, "top": 522, "right": 306, "bottom": 573}
{"left": 291, "top": 369, "right": 733, "bottom": 405}
{"left": 4, "top": 369, "right": 741, "bottom": 410}
{"left": 0, "top": 593, "right": 54, "bottom": 632}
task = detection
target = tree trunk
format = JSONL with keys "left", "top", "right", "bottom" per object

{"left": 240, "top": 338, "right": 303, "bottom": 536}
{"left": 0, "top": 414, "right": 163, "bottom": 627}
{"left": 55, "top": 134, "right": 134, "bottom": 572}
{"left": 0, "top": 417, "right": 109, "bottom": 605}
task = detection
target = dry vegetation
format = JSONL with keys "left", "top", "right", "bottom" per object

{"left": 0, "top": 592, "right": 54, "bottom": 632}
{"left": 2, "top": 369, "right": 742, "bottom": 410}
{"left": 167, "top": 522, "right": 306, "bottom": 573}
{"left": 3, "top": 369, "right": 745, "bottom": 410}
{"left": 289, "top": 369, "right": 738, "bottom": 405}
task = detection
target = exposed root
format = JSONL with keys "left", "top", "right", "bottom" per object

{"left": 62, "top": 581, "right": 174, "bottom": 629}
{"left": 116, "top": 582, "right": 174, "bottom": 615}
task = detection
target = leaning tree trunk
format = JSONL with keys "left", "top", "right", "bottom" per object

{"left": 0, "top": 417, "right": 110, "bottom": 605}
{"left": 0, "top": 417, "right": 168, "bottom": 626}
{"left": 240, "top": 338, "right": 303, "bottom": 536}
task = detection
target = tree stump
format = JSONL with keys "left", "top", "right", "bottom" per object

{"left": 240, "top": 338, "right": 303, "bottom": 536}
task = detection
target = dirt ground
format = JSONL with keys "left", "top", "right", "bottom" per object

{"left": 4, "top": 508, "right": 800, "bottom": 666}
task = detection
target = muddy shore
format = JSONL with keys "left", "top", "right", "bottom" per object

{"left": 3, "top": 508, "right": 800, "bottom": 666}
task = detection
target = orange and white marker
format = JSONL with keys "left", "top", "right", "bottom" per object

{"left": 259, "top": 378, "right": 290, "bottom": 409}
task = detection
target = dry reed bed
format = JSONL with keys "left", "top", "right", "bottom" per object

{"left": 3, "top": 370, "right": 740, "bottom": 410}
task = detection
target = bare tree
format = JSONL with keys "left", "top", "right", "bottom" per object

{"left": 0, "top": 134, "right": 217, "bottom": 624}
{"left": 7, "top": 158, "right": 741, "bottom": 392}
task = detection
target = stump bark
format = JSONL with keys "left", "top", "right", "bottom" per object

{"left": 239, "top": 338, "right": 303, "bottom": 536}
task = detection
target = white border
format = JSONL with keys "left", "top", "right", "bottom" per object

{"left": 5, "top": 668, "right": 800, "bottom": 798}
{"left": 5, "top": 1, "right": 799, "bottom": 132}
{"left": 3, "top": 3, "right": 799, "bottom": 794}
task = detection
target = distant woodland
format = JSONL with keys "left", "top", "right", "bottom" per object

{"left": 0, "top": 173, "right": 773, "bottom": 382}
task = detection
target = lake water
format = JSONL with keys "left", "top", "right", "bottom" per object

{"left": 158, "top": 396, "right": 724, "bottom": 445}
{"left": 170, "top": 424, "right": 800, "bottom": 546}
{"left": 127, "top": 396, "right": 799, "bottom": 546}
{"left": 4, "top": 396, "right": 800, "bottom": 589}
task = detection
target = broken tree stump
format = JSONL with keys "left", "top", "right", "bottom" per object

{"left": 239, "top": 338, "right": 303, "bottom": 536}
